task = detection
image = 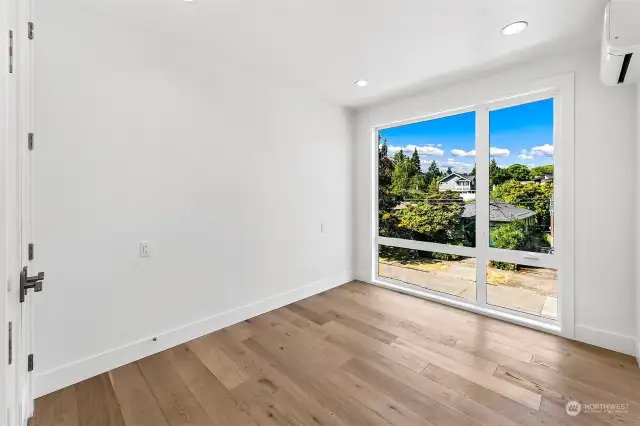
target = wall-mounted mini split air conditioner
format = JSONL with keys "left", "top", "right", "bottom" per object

{"left": 601, "top": 0, "right": 640, "bottom": 86}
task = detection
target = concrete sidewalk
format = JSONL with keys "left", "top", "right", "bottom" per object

{"left": 379, "top": 262, "right": 558, "bottom": 319}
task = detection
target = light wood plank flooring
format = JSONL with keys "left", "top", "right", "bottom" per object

{"left": 31, "top": 281, "right": 640, "bottom": 426}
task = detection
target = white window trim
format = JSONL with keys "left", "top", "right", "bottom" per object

{"left": 371, "top": 73, "right": 575, "bottom": 339}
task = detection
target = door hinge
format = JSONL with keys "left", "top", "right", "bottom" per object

{"left": 28, "top": 22, "right": 34, "bottom": 40}
{"left": 28, "top": 133, "right": 34, "bottom": 150}
{"left": 28, "top": 243, "right": 34, "bottom": 260}
{"left": 8, "top": 322, "right": 12, "bottom": 365}
{"left": 27, "top": 354, "right": 33, "bottom": 372}
{"left": 8, "top": 30, "right": 13, "bottom": 73}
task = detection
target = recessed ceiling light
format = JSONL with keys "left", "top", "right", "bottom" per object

{"left": 501, "top": 21, "right": 528, "bottom": 36}
{"left": 354, "top": 80, "right": 368, "bottom": 87}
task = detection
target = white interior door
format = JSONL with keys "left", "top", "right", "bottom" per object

{"left": 3, "top": 2, "right": 22, "bottom": 424}
{"left": 19, "top": 0, "right": 36, "bottom": 420}
{"left": 2, "top": 1, "right": 35, "bottom": 424}
{"left": 6, "top": 0, "right": 38, "bottom": 423}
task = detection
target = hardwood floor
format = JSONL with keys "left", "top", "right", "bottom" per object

{"left": 31, "top": 281, "right": 640, "bottom": 426}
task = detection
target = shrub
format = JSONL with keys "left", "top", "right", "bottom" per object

{"left": 491, "top": 220, "right": 529, "bottom": 250}
{"left": 396, "top": 191, "right": 466, "bottom": 246}
{"left": 490, "top": 220, "right": 531, "bottom": 270}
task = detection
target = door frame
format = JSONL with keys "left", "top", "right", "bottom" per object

{"left": 370, "top": 73, "right": 575, "bottom": 340}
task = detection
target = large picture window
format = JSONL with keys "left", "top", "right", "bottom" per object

{"left": 375, "top": 85, "right": 571, "bottom": 331}
{"left": 378, "top": 112, "right": 476, "bottom": 247}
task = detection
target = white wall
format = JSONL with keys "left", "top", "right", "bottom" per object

{"left": 33, "top": 7, "right": 353, "bottom": 396}
{"left": 354, "top": 50, "right": 638, "bottom": 355}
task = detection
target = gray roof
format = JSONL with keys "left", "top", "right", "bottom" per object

{"left": 393, "top": 201, "right": 536, "bottom": 223}
{"left": 438, "top": 172, "right": 474, "bottom": 184}
{"left": 461, "top": 203, "right": 537, "bottom": 222}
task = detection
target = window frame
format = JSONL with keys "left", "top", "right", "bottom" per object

{"left": 371, "top": 74, "right": 575, "bottom": 339}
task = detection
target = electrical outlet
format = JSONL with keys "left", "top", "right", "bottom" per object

{"left": 140, "top": 241, "right": 149, "bottom": 258}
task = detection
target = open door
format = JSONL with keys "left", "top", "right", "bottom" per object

{"left": 4, "top": 0, "right": 40, "bottom": 424}
{"left": 19, "top": 1, "right": 38, "bottom": 421}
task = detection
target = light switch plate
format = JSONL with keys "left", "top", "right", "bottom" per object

{"left": 140, "top": 241, "right": 149, "bottom": 258}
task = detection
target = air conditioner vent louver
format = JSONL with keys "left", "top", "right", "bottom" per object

{"left": 600, "top": 1, "right": 640, "bottom": 86}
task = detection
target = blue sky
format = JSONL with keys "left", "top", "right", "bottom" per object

{"left": 379, "top": 99, "right": 554, "bottom": 174}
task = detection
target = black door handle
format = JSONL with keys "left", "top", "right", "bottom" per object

{"left": 20, "top": 266, "right": 44, "bottom": 303}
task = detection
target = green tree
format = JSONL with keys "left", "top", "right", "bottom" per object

{"left": 378, "top": 135, "right": 394, "bottom": 188}
{"left": 391, "top": 159, "right": 414, "bottom": 195}
{"left": 530, "top": 165, "right": 554, "bottom": 178}
{"left": 409, "top": 173, "right": 428, "bottom": 192}
{"left": 379, "top": 156, "right": 394, "bottom": 188}
{"left": 427, "top": 178, "right": 440, "bottom": 194}
{"left": 378, "top": 134, "right": 388, "bottom": 160}
{"left": 506, "top": 164, "right": 531, "bottom": 181}
{"left": 446, "top": 167, "right": 453, "bottom": 175}
{"left": 489, "top": 159, "right": 508, "bottom": 187}
{"left": 396, "top": 191, "right": 465, "bottom": 245}
{"left": 427, "top": 160, "right": 440, "bottom": 176}
{"left": 423, "top": 160, "right": 441, "bottom": 188}
{"left": 491, "top": 181, "right": 554, "bottom": 225}
{"left": 410, "top": 148, "right": 421, "bottom": 174}
{"left": 470, "top": 164, "right": 476, "bottom": 176}
{"left": 378, "top": 187, "right": 410, "bottom": 240}
{"left": 392, "top": 150, "right": 407, "bottom": 164}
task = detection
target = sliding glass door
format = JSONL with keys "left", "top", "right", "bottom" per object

{"left": 375, "top": 88, "right": 564, "bottom": 328}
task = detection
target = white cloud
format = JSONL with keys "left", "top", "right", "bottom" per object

{"left": 436, "top": 144, "right": 443, "bottom": 147}
{"left": 412, "top": 145, "right": 444, "bottom": 156}
{"left": 437, "top": 158, "right": 474, "bottom": 173}
{"left": 451, "top": 149, "right": 476, "bottom": 157}
{"left": 518, "top": 153, "right": 534, "bottom": 160}
{"left": 490, "top": 147, "right": 510, "bottom": 157}
{"left": 387, "top": 144, "right": 444, "bottom": 156}
{"left": 531, "top": 144, "right": 554, "bottom": 157}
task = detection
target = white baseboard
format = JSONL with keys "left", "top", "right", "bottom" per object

{"left": 636, "top": 342, "right": 640, "bottom": 368}
{"left": 34, "top": 271, "right": 352, "bottom": 398}
{"left": 574, "top": 324, "right": 637, "bottom": 356}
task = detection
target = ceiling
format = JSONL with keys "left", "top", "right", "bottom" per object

{"left": 66, "top": 0, "right": 609, "bottom": 107}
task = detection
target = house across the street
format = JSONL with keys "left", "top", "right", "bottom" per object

{"left": 438, "top": 173, "right": 476, "bottom": 200}
{"left": 533, "top": 173, "right": 554, "bottom": 184}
